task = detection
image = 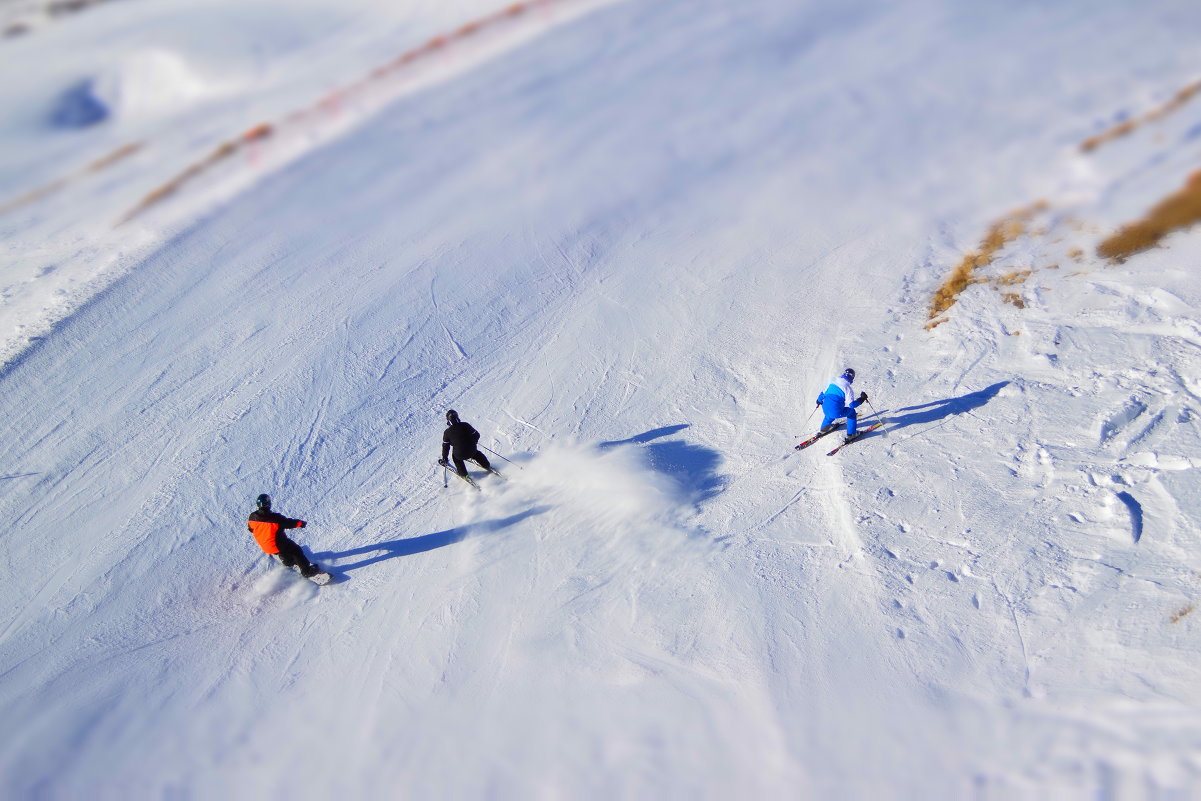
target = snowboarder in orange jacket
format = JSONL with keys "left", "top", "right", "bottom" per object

{"left": 248, "top": 494, "right": 319, "bottom": 578}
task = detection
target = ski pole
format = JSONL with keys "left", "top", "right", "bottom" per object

{"left": 482, "top": 445, "right": 519, "bottom": 468}
{"left": 866, "top": 399, "right": 888, "bottom": 434}
{"left": 796, "top": 404, "right": 819, "bottom": 437}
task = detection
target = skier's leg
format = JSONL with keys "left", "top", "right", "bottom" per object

{"left": 472, "top": 450, "right": 492, "bottom": 471}
{"left": 275, "top": 538, "right": 297, "bottom": 569}
{"left": 452, "top": 456, "right": 469, "bottom": 477}
{"left": 277, "top": 536, "right": 314, "bottom": 574}
{"left": 845, "top": 406, "right": 858, "bottom": 437}
{"left": 820, "top": 396, "right": 846, "bottom": 433}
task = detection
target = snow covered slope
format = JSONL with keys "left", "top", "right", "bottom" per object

{"left": 0, "top": 0, "right": 613, "bottom": 364}
{"left": 2, "top": 0, "right": 1201, "bottom": 797}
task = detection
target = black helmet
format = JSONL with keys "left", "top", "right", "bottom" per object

{"left": 842, "top": 368, "right": 855, "bottom": 382}
{"left": 256, "top": 493, "right": 272, "bottom": 510}
{"left": 445, "top": 409, "right": 460, "bottom": 424}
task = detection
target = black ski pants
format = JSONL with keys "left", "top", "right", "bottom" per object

{"left": 452, "top": 449, "right": 491, "bottom": 477}
{"left": 277, "top": 535, "right": 314, "bottom": 574}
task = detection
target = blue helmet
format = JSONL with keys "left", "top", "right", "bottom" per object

{"left": 842, "top": 368, "right": 855, "bottom": 382}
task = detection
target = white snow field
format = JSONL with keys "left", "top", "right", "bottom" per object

{"left": 3, "top": 0, "right": 1201, "bottom": 797}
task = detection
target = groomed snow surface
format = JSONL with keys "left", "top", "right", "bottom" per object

{"left": 3, "top": 0, "right": 1201, "bottom": 797}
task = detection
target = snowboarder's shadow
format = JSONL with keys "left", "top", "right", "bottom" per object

{"left": 312, "top": 506, "right": 550, "bottom": 573}
{"left": 881, "top": 381, "right": 1010, "bottom": 431}
{"left": 599, "top": 423, "right": 726, "bottom": 502}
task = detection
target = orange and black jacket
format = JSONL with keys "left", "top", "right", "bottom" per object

{"left": 248, "top": 509, "right": 303, "bottom": 554}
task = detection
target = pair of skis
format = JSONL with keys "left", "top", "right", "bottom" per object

{"left": 794, "top": 421, "right": 885, "bottom": 456}
{"left": 440, "top": 460, "right": 505, "bottom": 491}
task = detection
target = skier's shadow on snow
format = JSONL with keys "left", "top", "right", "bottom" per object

{"left": 598, "top": 424, "right": 690, "bottom": 446}
{"left": 598, "top": 424, "right": 726, "bottom": 502}
{"left": 882, "top": 381, "right": 1010, "bottom": 431}
{"left": 312, "top": 506, "right": 550, "bottom": 573}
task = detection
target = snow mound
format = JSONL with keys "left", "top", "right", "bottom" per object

{"left": 53, "top": 49, "right": 217, "bottom": 127}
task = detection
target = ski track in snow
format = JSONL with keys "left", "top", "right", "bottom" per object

{"left": 3, "top": 0, "right": 1201, "bottom": 797}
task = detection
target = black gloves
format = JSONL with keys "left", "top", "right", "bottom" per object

{"left": 857, "top": 392, "right": 868, "bottom": 404}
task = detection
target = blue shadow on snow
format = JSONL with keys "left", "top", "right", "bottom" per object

{"left": 599, "top": 424, "right": 726, "bottom": 503}
{"left": 1115, "top": 491, "right": 1144, "bottom": 544}
{"left": 311, "top": 506, "right": 549, "bottom": 573}
{"left": 597, "top": 424, "right": 690, "bottom": 448}
{"left": 882, "top": 381, "right": 1010, "bottom": 430}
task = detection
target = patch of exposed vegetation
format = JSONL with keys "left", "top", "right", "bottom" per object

{"left": 926, "top": 202, "right": 1046, "bottom": 329}
{"left": 995, "top": 269, "right": 1031, "bottom": 286}
{"left": 0, "top": 142, "right": 143, "bottom": 215}
{"left": 1081, "top": 80, "right": 1201, "bottom": 153}
{"left": 2, "top": 0, "right": 119, "bottom": 39}
{"left": 1000, "top": 292, "right": 1025, "bottom": 308}
{"left": 1097, "top": 169, "right": 1201, "bottom": 262}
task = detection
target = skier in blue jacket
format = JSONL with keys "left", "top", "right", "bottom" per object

{"left": 816, "top": 368, "right": 869, "bottom": 442}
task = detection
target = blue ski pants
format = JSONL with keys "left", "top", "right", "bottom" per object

{"left": 821, "top": 397, "right": 858, "bottom": 436}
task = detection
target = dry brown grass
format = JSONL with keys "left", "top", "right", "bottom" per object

{"left": 1097, "top": 169, "right": 1201, "bottom": 262}
{"left": 995, "top": 269, "right": 1031, "bottom": 286}
{"left": 0, "top": 141, "right": 143, "bottom": 216}
{"left": 120, "top": 141, "right": 239, "bottom": 223}
{"left": 1000, "top": 292, "right": 1026, "bottom": 308}
{"left": 1170, "top": 604, "right": 1195, "bottom": 624}
{"left": 926, "top": 201, "right": 1046, "bottom": 328}
{"left": 1081, "top": 80, "right": 1201, "bottom": 153}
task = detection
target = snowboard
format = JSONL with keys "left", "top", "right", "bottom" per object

{"left": 304, "top": 569, "right": 333, "bottom": 586}
{"left": 270, "top": 555, "right": 332, "bottom": 585}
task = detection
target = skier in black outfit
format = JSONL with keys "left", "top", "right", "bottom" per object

{"left": 247, "top": 493, "right": 320, "bottom": 578}
{"left": 439, "top": 409, "right": 492, "bottom": 478}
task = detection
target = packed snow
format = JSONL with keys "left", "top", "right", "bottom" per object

{"left": 2, "top": 0, "right": 1201, "bottom": 797}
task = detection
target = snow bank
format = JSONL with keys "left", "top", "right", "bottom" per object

{"left": 53, "top": 49, "right": 219, "bottom": 127}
